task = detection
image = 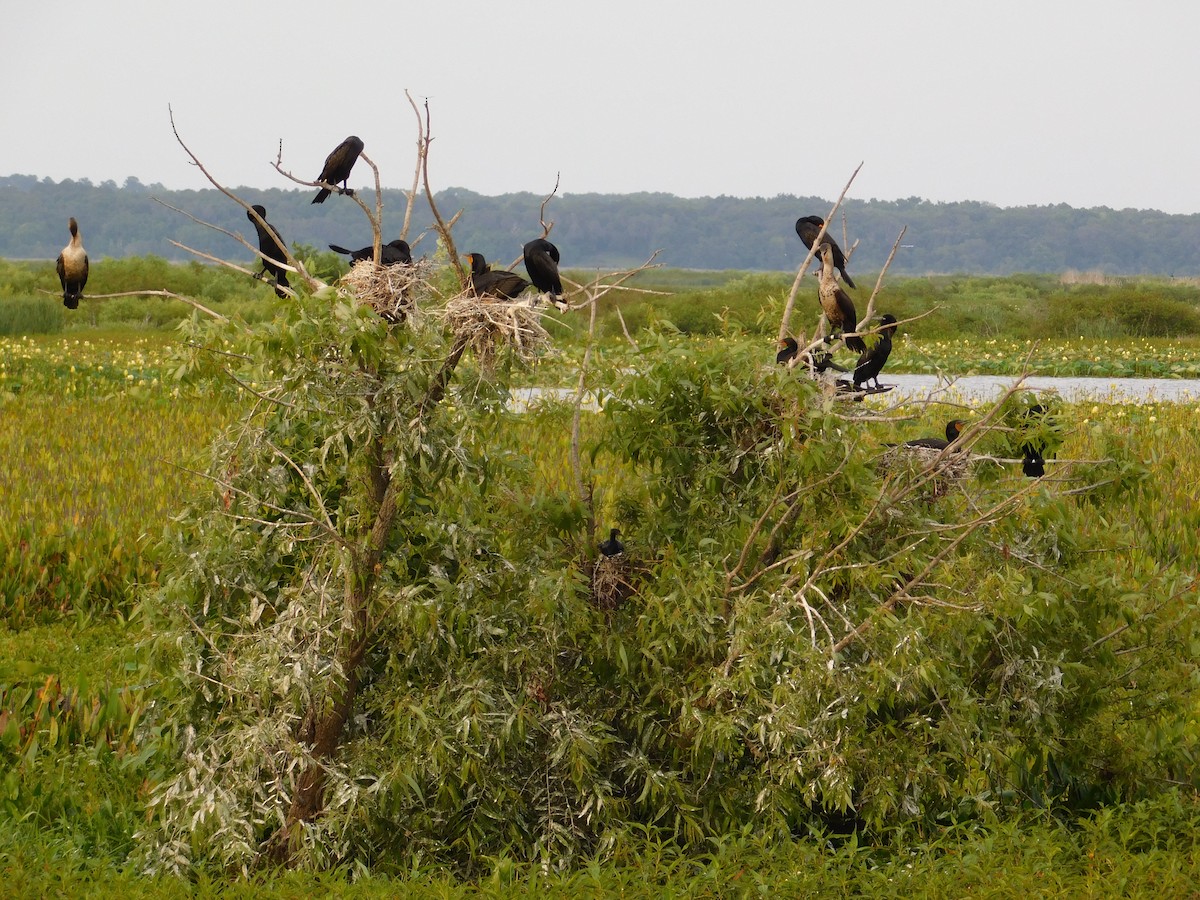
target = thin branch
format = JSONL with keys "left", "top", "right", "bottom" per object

{"left": 400, "top": 95, "right": 425, "bottom": 243}
{"left": 167, "top": 240, "right": 296, "bottom": 300}
{"left": 539, "top": 174, "right": 560, "bottom": 238}
{"left": 416, "top": 96, "right": 465, "bottom": 290}
{"left": 857, "top": 225, "right": 907, "bottom": 330}
{"left": 167, "top": 105, "right": 319, "bottom": 294}
{"left": 615, "top": 306, "right": 640, "bottom": 350}
{"left": 43, "top": 287, "right": 230, "bottom": 324}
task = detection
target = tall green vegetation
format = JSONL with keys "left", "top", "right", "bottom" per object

{"left": 132, "top": 280, "right": 1199, "bottom": 874}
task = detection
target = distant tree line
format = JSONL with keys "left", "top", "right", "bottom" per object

{"left": 3, "top": 174, "right": 1200, "bottom": 275}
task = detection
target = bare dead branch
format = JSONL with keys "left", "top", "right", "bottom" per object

{"left": 416, "top": 97, "right": 466, "bottom": 290}
{"left": 857, "top": 225, "right": 907, "bottom": 329}
{"left": 539, "top": 174, "right": 560, "bottom": 238}
{"left": 167, "top": 105, "right": 319, "bottom": 294}
{"left": 42, "top": 287, "right": 231, "bottom": 324}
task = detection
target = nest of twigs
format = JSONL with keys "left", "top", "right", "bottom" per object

{"left": 438, "top": 293, "right": 550, "bottom": 372}
{"left": 341, "top": 258, "right": 433, "bottom": 325}
{"left": 591, "top": 553, "right": 634, "bottom": 612}
{"left": 878, "top": 446, "right": 976, "bottom": 500}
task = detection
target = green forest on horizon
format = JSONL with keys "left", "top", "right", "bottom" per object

{"left": 3, "top": 173, "right": 1200, "bottom": 275}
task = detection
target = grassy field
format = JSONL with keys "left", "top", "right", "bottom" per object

{"left": 3, "top": 264, "right": 1200, "bottom": 893}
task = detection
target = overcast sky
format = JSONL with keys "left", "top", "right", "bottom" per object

{"left": 5, "top": 1, "right": 1197, "bottom": 213}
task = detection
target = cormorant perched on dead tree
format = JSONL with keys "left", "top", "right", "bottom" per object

{"left": 796, "top": 215, "right": 855, "bottom": 288}
{"left": 329, "top": 238, "right": 412, "bottom": 266}
{"left": 465, "top": 252, "right": 530, "bottom": 299}
{"left": 817, "top": 244, "right": 866, "bottom": 353}
{"left": 522, "top": 238, "right": 566, "bottom": 308}
{"left": 852, "top": 314, "right": 898, "bottom": 390}
{"left": 904, "top": 420, "right": 966, "bottom": 450}
{"left": 56, "top": 217, "right": 89, "bottom": 310}
{"left": 599, "top": 528, "right": 625, "bottom": 557}
{"left": 312, "top": 135, "right": 364, "bottom": 204}
{"left": 246, "top": 205, "right": 290, "bottom": 298}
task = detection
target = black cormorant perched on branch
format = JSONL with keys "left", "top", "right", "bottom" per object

{"left": 796, "top": 215, "right": 855, "bottom": 288}
{"left": 465, "top": 252, "right": 530, "bottom": 299}
{"left": 329, "top": 238, "right": 412, "bottom": 266}
{"left": 599, "top": 528, "right": 625, "bottom": 557}
{"left": 56, "top": 217, "right": 88, "bottom": 310}
{"left": 904, "top": 420, "right": 966, "bottom": 450}
{"left": 523, "top": 238, "right": 566, "bottom": 308}
{"left": 1020, "top": 403, "right": 1050, "bottom": 477}
{"left": 312, "top": 135, "right": 364, "bottom": 204}
{"left": 776, "top": 337, "right": 799, "bottom": 366}
{"left": 246, "top": 205, "right": 290, "bottom": 298}
{"left": 817, "top": 244, "right": 866, "bottom": 353}
{"left": 853, "top": 314, "right": 898, "bottom": 390}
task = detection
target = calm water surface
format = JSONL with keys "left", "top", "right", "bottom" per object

{"left": 511, "top": 376, "right": 1200, "bottom": 411}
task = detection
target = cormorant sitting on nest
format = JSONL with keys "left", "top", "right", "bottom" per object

{"left": 853, "top": 314, "right": 898, "bottom": 390}
{"left": 247, "top": 205, "right": 290, "bottom": 298}
{"left": 329, "top": 238, "right": 412, "bottom": 266}
{"left": 523, "top": 238, "right": 567, "bottom": 309}
{"left": 817, "top": 244, "right": 866, "bottom": 353}
{"left": 904, "top": 419, "right": 966, "bottom": 450}
{"left": 465, "top": 252, "right": 530, "bottom": 299}
{"left": 599, "top": 528, "right": 625, "bottom": 557}
{"left": 796, "top": 215, "right": 855, "bottom": 288}
{"left": 56, "top": 217, "right": 88, "bottom": 310}
{"left": 312, "top": 135, "right": 364, "bottom": 204}
{"left": 1020, "top": 403, "right": 1050, "bottom": 477}
{"left": 776, "top": 336, "right": 800, "bottom": 366}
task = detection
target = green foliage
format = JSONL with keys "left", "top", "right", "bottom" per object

{"left": 127, "top": 292, "right": 1200, "bottom": 877}
{"left": 3, "top": 297, "right": 1200, "bottom": 886}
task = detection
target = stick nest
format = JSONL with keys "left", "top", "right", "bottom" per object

{"left": 437, "top": 293, "right": 551, "bottom": 372}
{"left": 591, "top": 553, "right": 634, "bottom": 611}
{"left": 340, "top": 258, "right": 433, "bottom": 325}
{"left": 878, "top": 446, "right": 976, "bottom": 499}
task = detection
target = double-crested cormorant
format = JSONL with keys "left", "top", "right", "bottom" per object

{"left": 329, "top": 238, "right": 412, "bottom": 266}
{"left": 904, "top": 419, "right": 966, "bottom": 450}
{"left": 853, "top": 314, "right": 898, "bottom": 390}
{"left": 599, "top": 528, "right": 625, "bottom": 557}
{"left": 465, "top": 252, "right": 530, "bottom": 299}
{"left": 56, "top": 217, "right": 88, "bottom": 310}
{"left": 795, "top": 215, "right": 855, "bottom": 288}
{"left": 1020, "top": 403, "right": 1050, "bottom": 477}
{"left": 247, "top": 205, "right": 291, "bottom": 298}
{"left": 522, "top": 238, "right": 565, "bottom": 307}
{"left": 312, "top": 135, "right": 364, "bottom": 204}
{"left": 817, "top": 244, "right": 866, "bottom": 353}
{"left": 1022, "top": 447, "right": 1046, "bottom": 478}
{"left": 776, "top": 337, "right": 799, "bottom": 366}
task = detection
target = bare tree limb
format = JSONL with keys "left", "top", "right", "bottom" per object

{"left": 167, "top": 105, "right": 320, "bottom": 294}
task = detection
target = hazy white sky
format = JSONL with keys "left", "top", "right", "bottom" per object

{"left": 5, "top": 0, "right": 1197, "bottom": 212}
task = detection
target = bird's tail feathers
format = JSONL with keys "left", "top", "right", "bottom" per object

{"left": 328, "top": 244, "right": 351, "bottom": 255}
{"left": 839, "top": 269, "right": 856, "bottom": 289}
{"left": 312, "top": 189, "right": 331, "bottom": 204}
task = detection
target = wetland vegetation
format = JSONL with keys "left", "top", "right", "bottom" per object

{"left": 2, "top": 259, "right": 1200, "bottom": 896}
